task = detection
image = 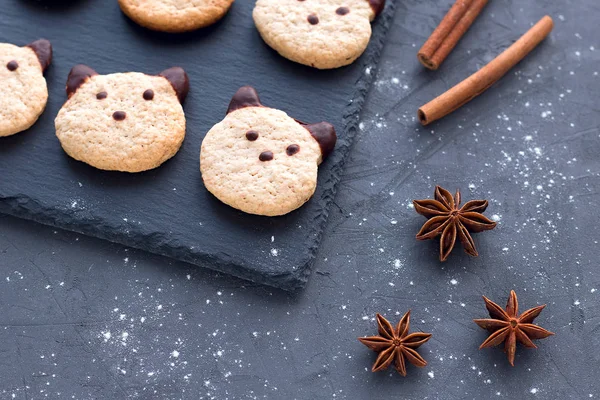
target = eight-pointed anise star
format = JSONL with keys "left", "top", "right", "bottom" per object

{"left": 413, "top": 185, "right": 497, "bottom": 261}
{"left": 358, "top": 311, "right": 432, "bottom": 376}
{"left": 474, "top": 290, "right": 554, "bottom": 366}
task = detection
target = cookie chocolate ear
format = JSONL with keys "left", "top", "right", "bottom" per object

{"left": 66, "top": 65, "right": 98, "bottom": 98}
{"left": 26, "top": 39, "right": 52, "bottom": 72}
{"left": 226, "top": 86, "right": 263, "bottom": 114}
{"left": 159, "top": 67, "right": 189, "bottom": 104}
{"left": 367, "top": 0, "right": 385, "bottom": 16}
{"left": 300, "top": 122, "right": 337, "bottom": 159}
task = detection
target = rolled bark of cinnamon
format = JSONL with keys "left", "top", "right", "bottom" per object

{"left": 418, "top": 15, "right": 554, "bottom": 126}
{"left": 418, "top": 0, "right": 488, "bottom": 70}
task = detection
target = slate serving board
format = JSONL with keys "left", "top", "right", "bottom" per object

{"left": 0, "top": 0, "right": 396, "bottom": 290}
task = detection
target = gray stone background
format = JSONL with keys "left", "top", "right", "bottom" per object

{"left": 1, "top": 0, "right": 599, "bottom": 398}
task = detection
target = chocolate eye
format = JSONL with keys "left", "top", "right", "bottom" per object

{"left": 6, "top": 60, "right": 18, "bottom": 71}
{"left": 246, "top": 130, "right": 259, "bottom": 141}
{"left": 307, "top": 14, "right": 319, "bottom": 25}
{"left": 286, "top": 144, "right": 300, "bottom": 156}
{"left": 336, "top": 7, "right": 350, "bottom": 15}
{"left": 96, "top": 91, "right": 108, "bottom": 100}
{"left": 143, "top": 89, "right": 154, "bottom": 101}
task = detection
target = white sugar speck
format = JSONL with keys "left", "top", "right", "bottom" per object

{"left": 172, "top": 350, "right": 180, "bottom": 358}
{"left": 450, "top": 279, "right": 458, "bottom": 285}
{"left": 530, "top": 388, "right": 538, "bottom": 394}
{"left": 491, "top": 214, "right": 501, "bottom": 222}
{"left": 428, "top": 371, "right": 435, "bottom": 379}
{"left": 270, "top": 248, "right": 279, "bottom": 257}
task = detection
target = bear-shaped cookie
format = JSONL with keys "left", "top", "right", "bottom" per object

{"left": 253, "top": 0, "right": 385, "bottom": 69}
{"left": 118, "top": 0, "right": 236, "bottom": 33}
{"left": 0, "top": 39, "right": 52, "bottom": 137}
{"left": 55, "top": 65, "right": 189, "bottom": 173}
{"left": 200, "top": 86, "right": 337, "bottom": 216}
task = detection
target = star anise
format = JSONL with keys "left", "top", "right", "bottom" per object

{"left": 358, "top": 311, "right": 432, "bottom": 376}
{"left": 413, "top": 185, "right": 497, "bottom": 261}
{"left": 474, "top": 290, "right": 554, "bottom": 366}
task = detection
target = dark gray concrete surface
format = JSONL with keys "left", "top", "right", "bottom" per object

{"left": 1, "top": 0, "right": 599, "bottom": 398}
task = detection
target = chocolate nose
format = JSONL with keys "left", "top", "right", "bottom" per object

{"left": 259, "top": 151, "right": 274, "bottom": 162}
{"left": 113, "top": 111, "right": 126, "bottom": 121}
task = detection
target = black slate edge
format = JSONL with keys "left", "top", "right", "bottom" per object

{"left": 295, "top": 1, "right": 399, "bottom": 290}
{"left": 0, "top": 2, "right": 397, "bottom": 291}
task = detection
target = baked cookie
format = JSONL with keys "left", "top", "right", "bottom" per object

{"left": 55, "top": 65, "right": 189, "bottom": 173}
{"left": 0, "top": 39, "right": 52, "bottom": 137}
{"left": 253, "top": 0, "right": 385, "bottom": 69}
{"left": 118, "top": 0, "right": 235, "bottom": 33}
{"left": 200, "top": 86, "right": 337, "bottom": 216}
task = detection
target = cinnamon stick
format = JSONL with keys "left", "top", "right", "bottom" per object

{"left": 418, "top": 15, "right": 554, "bottom": 126}
{"left": 418, "top": 0, "right": 488, "bottom": 70}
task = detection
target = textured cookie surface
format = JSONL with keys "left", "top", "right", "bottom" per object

{"left": 201, "top": 107, "right": 324, "bottom": 216}
{"left": 55, "top": 70, "right": 187, "bottom": 173}
{"left": 0, "top": 43, "right": 49, "bottom": 137}
{"left": 119, "top": 0, "right": 235, "bottom": 32}
{"left": 253, "top": 0, "right": 381, "bottom": 69}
